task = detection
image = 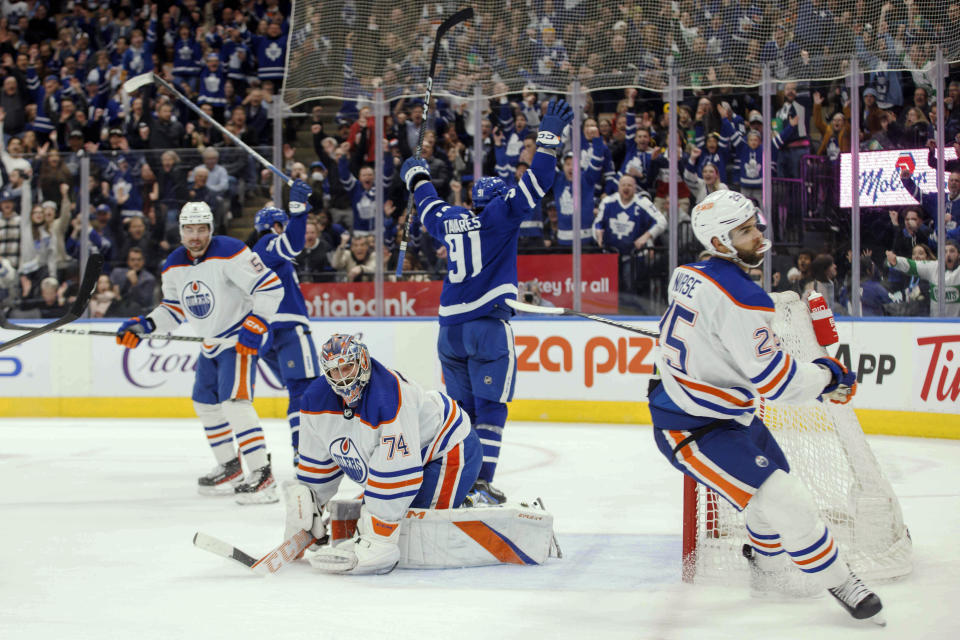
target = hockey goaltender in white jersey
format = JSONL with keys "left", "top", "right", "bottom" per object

{"left": 281, "top": 334, "right": 557, "bottom": 574}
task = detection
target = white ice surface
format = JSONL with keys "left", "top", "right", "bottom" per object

{"left": 0, "top": 419, "right": 956, "bottom": 640}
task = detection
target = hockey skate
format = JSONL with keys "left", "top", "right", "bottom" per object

{"left": 828, "top": 571, "right": 885, "bottom": 626}
{"left": 463, "top": 479, "right": 507, "bottom": 506}
{"left": 741, "top": 545, "right": 822, "bottom": 599}
{"left": 197, "top": 457, "right": 243, "bottom": 496}
{"left": 235, "top": 463, "right": 278, "bottom": 504}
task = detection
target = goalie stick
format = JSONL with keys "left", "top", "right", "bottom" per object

{"left": 193, "top": 529, "right": 318, "bottom": 575}
{"left": 395, "top": 6, "right": 474, "bottom": 278}
{"left": 505, "top": 298, "right": 660, "bottom": 339}
{"left": 0, "top": 254, "right": 102, "bottom": 353}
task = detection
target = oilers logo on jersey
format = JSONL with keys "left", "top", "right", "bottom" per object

{"left": 330, "top": 437, "right": 368, "bottom": 483}
{"left": 182, "top": 280, "right": 215, "bottom": 318}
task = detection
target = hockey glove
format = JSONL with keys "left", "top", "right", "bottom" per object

{"left": 115, "top": 315, "right": 155, "bottom": 349}
{"left": 308, "top": 506, "right": 400, "bottom": 575}
{"left": 536, "top": 98, "right": 574, "bottom": 150}
{"left": 814, "top": 356, "right": 857, "bottom": 404}
{"left": 401, "top": 157, "right": 430, "bottom": 192}
{"left": 236, "top": 313, "right": 268, "bottom": 356}
{"left": 288, "top": 179, "right": 313, "bottom": 216}
{"left": 282, "top": 481, "right": 328, "bottom": 555}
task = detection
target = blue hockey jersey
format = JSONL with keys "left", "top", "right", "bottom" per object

{"left": 411, "top": 148, "right": 558, "bottom": 325}
{"left": 252, "top": 213, "right": 310, "bottom": 329}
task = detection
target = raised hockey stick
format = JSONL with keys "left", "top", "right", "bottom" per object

{"left": 0, "top": 254, "right": 102, "bottom": 353}
{"left": 505, "top": 298, "right": 660, "bottom": 339}
{"left": 193, "top": 529, "right": 318, "bottom": 575}
{"left": 123, "top": 72, "right": 293, "bottom": 187}
{"left": 395, "top": 7, "right": 474, "bottom": 279}
{"left": 0, "top": 321, "right": 234, "bottom": 344}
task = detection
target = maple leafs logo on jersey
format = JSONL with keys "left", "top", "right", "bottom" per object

{"left": 330, "top": 436, "right": 368, "bottom": 484}
{"left": 181, "top": 280, "right": 215, "bottom": 318}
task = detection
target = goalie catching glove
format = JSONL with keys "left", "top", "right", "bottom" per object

{"left": 814, "top": 356, "right": 857, "bottom": 404}
{"left": 401, "top": 157, "right": 430, "bottom": 193}
{"left": 115, "top": 315, "right": 155, "bottom": 349}
{"left": 535, "top": 98, "right": 574, "bottom": 150}
{"left": 308, "top": 505, "right": 400, "bottom": 575}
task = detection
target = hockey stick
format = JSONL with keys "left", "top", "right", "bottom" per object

{"left": 0, "top": 254, "right": 102, "bottom": 353}
{"left": 0, "top": 321, "right": 234, "bottom": 344}
{"left": 505, "top": 298, "right": 660, "bottom": 339}
{"left": 395, "top": 7, "right": 474, "bottom": 278}
{"left": 123, "top": 72, "right": 292, "bottom": 187}
{"left": 193, "top": 529, "right": 318, "bottom": 575}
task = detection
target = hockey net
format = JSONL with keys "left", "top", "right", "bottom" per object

{"left": 681, "top": 292, "right": 912, "bottom": 585}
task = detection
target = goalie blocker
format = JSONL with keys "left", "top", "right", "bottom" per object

{"left": 326, "top": 498, "right": 556, "bottom": 568}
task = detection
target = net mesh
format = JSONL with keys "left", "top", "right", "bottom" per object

{"left": 283, "top": 0, "right": 960, "bottom": 105}
{"left": 684, "top": 292, "right": 912, "bottom": 586}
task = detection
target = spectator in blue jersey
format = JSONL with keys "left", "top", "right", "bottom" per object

{"left": 252, "top": 181, "right": 321, "bottom": 467}
{"left": 554, "top": 121, "right": 607, "bottom": 247}
{"left": 684, "top": 147, "right": 728, "bottom": 205}
{"left": 399, "top": 98, "right": 574, "bottom": 505}
{"left": 595, "top": 174, "right": 667, "bottom": 310}
{"left": 899, "top": 166, "right": 960, "bottom": 245}
{"left": 198, "top": 52, "right": 227, "bottom": 120}
{"left": 252, "top": 20, "right": 287, "bottom": 84}
{"left": 859, "top": 256, "right": 896, "bottom": 316}
{"left": 121, "top": 7, "right": 156, "bottom": 78}
{"left": 334, "top": 140, "right": 392, "bottom": 236}
{"left": 172, "top": 23, "right": 203, "bottom": 93}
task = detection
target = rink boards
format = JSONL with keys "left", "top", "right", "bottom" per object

{"left": 0, "top": 317, "right": 958, "bottom": 438}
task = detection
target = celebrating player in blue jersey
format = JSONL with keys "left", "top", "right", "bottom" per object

{"left": 400, "top": 98, "right": 574, "bottom": 504}
{"left": 649, "top": 190, "right": 884, "bottom": 624}
{"left": 252, "top": 179, "right": 321, "bottom": 467}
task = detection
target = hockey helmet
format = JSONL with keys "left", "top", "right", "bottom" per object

{"left": 179, "top": 201, "right": 214, "bottom": 232}
{"left": 690, "top": 190, "right": 770, "bottom": 267}
{"left": 254, "top": 206, "right": 289, "bottom": 233}
{"left": 472, "top": 176, "right": 508, "bottom": 211}
{"left": 320, "top": 333, "right": 372, "bottom": 407}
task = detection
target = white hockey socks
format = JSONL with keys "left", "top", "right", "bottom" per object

{"left": 752, "top": 470, "right": 848, "bottom": 589}
{"left": 193, "top": 401, "right": 236, "bottom": 465}
{"left": 221, "top": 400, "right": 269, "bottom": 470}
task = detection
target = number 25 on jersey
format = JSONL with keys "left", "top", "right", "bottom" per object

{"left": 662, "top": 300, "right": 697, "bottom": 373}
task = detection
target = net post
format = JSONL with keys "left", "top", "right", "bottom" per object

{"left": 472, "top": 84, "right": 483, "bottom": 185}
{"left": 374, "top": 87, "right": 385, "bottom": 316}
{"left": 849, "top": 57, "right": 861, "bottom": 316}
{"left": 760, "top": 64, "right": 773, "bottom": 292}
{"left": 935, "top": 46, "right": 947, "bottom": 317}
{"left": 571, "top": 80, "right": 583, "bottom": 313}
{"left": 682, "top": 475, "right": 698, "bottom": 583}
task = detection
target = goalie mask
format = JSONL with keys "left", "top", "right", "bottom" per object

{"left": 320, "top": 334, "right": 372, "bottom": 407}
{"left": 691, "top": 190, "right": 771, "bottom": 268}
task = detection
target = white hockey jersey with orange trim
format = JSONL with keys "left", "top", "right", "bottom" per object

{"left": 297, "top": 359, "right": 471, "bottom": 522}
{"left": 654, "top": 258, "right": 831, "bottom": 425}
{"left": 147, "top": 236, "right": 283, "bottom": 358}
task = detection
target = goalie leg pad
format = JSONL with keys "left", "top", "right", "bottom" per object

{"left": 399, "top": 503, "right": 555, "bottom": 568}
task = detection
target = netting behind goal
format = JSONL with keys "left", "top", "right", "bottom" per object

{"left": 682, "top": 292, "right": 912, "bottom": 586}
{"left": 284, "top": 0, "right": 960, "bottom": 105}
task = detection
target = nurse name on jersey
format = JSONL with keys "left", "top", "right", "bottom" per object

{"left": 444, "top": 215, "right": 482, "bottom": 234}
{"left": 673, "top": 271, "right": 702, "bottom": 299}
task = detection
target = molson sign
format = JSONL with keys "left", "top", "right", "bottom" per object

{"left": 299, "top": 253, "right": 618, "bottom": 317}
{"left": 839, "top": 146, "right": 958, "bottom": 207}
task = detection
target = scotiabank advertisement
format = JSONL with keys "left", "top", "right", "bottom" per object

{"left": 1, "top": 319, "right": 958, "bottom": 420}
{"left": 839, "top": 146, "right": 958, "bottom": 208}
{"left": 298, "top": 253, "right": 618, "bottom": 317}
